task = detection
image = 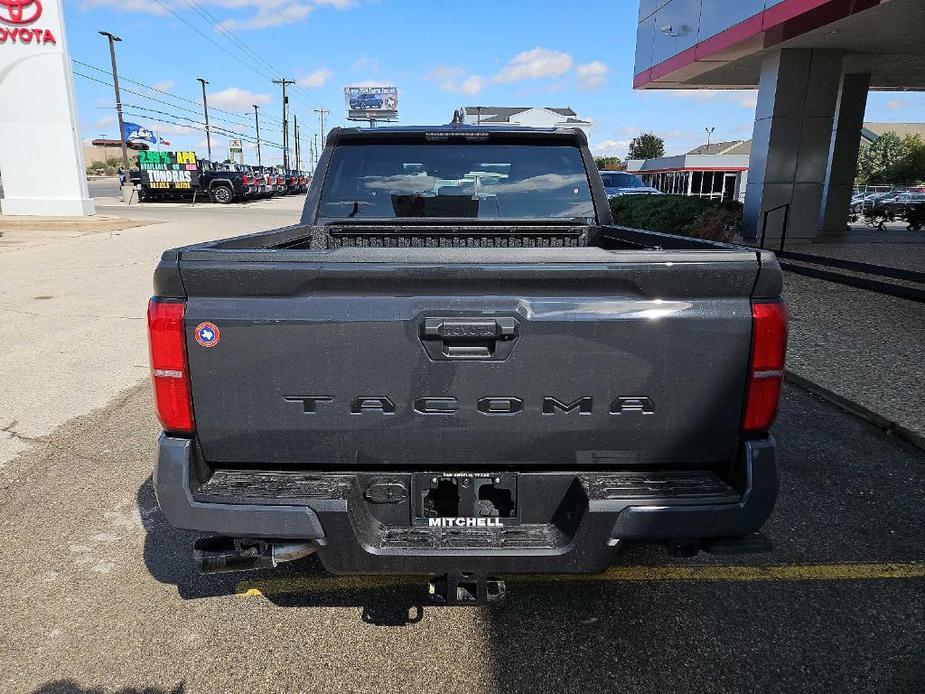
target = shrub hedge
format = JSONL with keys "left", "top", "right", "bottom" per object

{"left": 609, "top": 194, "right": 743, "bottom": 243}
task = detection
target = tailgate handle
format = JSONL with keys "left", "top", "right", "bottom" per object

{"left": 421, "top": 317, "right": 519, "bottom": 360}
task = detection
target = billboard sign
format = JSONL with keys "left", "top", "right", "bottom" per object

{"left": 138, "top": 150, "right": 199, "bottom": 190}
{"left": 344, "top": 86, "right": 398, "bottom": 121}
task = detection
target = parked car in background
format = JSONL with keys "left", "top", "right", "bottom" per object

{"left": 878, "top": 191, "right": 925, "bottom": 214}
{"left": 285, "top": 170, "right": 309, "bottom": 195}
{"left": 600, "top": 171, "right": 661, "bottom": 198}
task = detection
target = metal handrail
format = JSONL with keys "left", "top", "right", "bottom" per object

{"left": 758, "top": 203, "right": 791, "bottom": 253}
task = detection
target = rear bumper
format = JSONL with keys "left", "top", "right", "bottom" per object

{"left": 154, "top": 435, "right": 778, "bottom": 574}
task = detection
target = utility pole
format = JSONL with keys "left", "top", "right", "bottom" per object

{"left": 314, "top": 107, "right": 329, "bottom": 144}
{"left": 293, "top": 114, "right": 300, "bottom": 170}
{"left": 252, "top": 104, "right": 262, "bottom": 167}
{"left": 197, "top": 78, "right": 211, "bottom": 160}
{"left": 314, "top": 133, "right": 319, "bottom": 166}
{"left": 99, "top": 31, "right": 129, "bottom": 170}
{"left": 273, "top": 78, "right": 295, "bottom": 170}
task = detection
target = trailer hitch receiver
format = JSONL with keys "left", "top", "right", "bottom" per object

{"left": 427, "top": 572, "right": 506, "bottom": 605}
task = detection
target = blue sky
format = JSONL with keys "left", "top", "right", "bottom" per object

{"left": 68, "top": 0, "right": 924, "bottom": 166}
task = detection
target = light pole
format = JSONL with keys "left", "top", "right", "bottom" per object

{"left": 273, "top": 78, "right": 295, "bottom": 170}
{"left": 197, "top": 78, "right": 212, "bottom": 160}
{"left": 252, "top": 104, "right": 262, "bottom": 167}
{"left": 99, "top": 31, "right": 129, "bottom": 170}
{"left": 705, "top": 126, "right": 715, "bottom": 148}
{"left": 293, "top": 114, "right": 300, "bottom": 170}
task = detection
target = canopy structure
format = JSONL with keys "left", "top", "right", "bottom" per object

{"left": 634, "top": 0, "right": 925, "bottom": 242}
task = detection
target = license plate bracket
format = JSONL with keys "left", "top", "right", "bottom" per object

{"left": 412, "top": 472, "right": 519, "bottom": 526}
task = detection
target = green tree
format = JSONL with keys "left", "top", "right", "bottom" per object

{"left": 594, "top": 156, "right": 623, "bottom": 171}
{"left": 885, "top": 134, "right": 925, "bottom": 185}
{"left": 628, "top": 132, "right": 665, "bottom": 160}
{"left": 856, "top": 131, "right": 909, "bottom": 185}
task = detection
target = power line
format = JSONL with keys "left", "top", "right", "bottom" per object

{"left": 76, "top": 72, "right": 290, "bottom": 156}
{"left": 73, "top": 66, "right": 315, "bottom": 153}
{"left": 179, "top": 0, "right": 284, "bottom": 80}
{"left": 182, "top": 0, "right": 323, "bottom": 110}
{"left": 151, "top": 0, "right": 277, "bottom": 83}
{"left": 171, "top": 0, "right": 323, "bottom": 114}
{"left": 123, "top": 111, "right": 286, "bottom": 155}
{"left": 67, "top": 5, "right": 326, "bottom": 118}
{"left": 122, "top": 104, "right": 283, "bottom": 148}
{"left": 73, "top": 59, "right": 251, "bottom": 125}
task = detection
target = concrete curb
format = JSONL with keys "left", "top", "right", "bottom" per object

{"left": 785, "top": 370, "right": 925, "bottom": 451}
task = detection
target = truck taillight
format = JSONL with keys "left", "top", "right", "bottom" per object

{"left": 276, "top": 176, "right": 283, "bottom": 185}
{"left": 147, "top": 298, "right": 194, "bottom": 434}
{"left": 742, "top": 301, "right": 788, "bottom": 434}
{"left": 243, "top": 174, "right": 252, "bottom": 185}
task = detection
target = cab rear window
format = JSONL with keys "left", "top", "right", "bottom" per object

{"left": 318, "top": 143, "right": 595, "bottom": 221}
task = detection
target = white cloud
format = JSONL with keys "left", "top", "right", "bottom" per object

{"left": 425, "top": 65, "right": 485, "bottom": 95}
{"left": 735, "top": 92, "right": 758, "bottom": 109}
{"left": 576, "top": 61, "right": 610, "bottom": 91}
{"left": 352, "top": 55, "right": 380, "bottom": 73}
{"left": 657, "top": 89, "right": 721, "bottom": 101}
{"left": 94, "top": 115, "right": 116, "bottom": 129}
{"left": 592, "top": 139, "right": 631, "bottom": 156}
{"left": 656, "top": 89, "right": 758, "bottom": 110}
{"left": 156, "top": 122, "right": 197, "bottom": 135}
{"left": 298, "top": 68, "right": 333, "bottom": 88}
{"left": 458, "top": 75, "right": 485, "bottom": 96}
{"left": 312, "top": 0, "right": 356, "bottom": 7}
{"left": 885, "top": 98, "right": 906, "bottom": 111}
{"left": 82, "top": 0, "right": 357, "bottom": 25}
{"left": 80, "top": 0, "right": 169, "bottom": 14}
{"left": 349, "top": 78, "right": 395, "bottom": 88}
{"left": 208, "top": 86, "right": 271, "bottom": 110}
{"left": 152, "top": 80, "right": 175, "bottom": 92}
{"left": 493, "top": 48, "right": 574, "bottom": 83}
{"left": 218, "top": 2, "right": 314, "bottom": 31}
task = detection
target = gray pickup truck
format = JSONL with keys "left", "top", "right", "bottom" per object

{"left": 149, "top": 123, "right": 786, "bottom": 603}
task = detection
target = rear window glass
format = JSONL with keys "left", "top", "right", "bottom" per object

{"left": 318, "top": 143, "right": 595, "bottom": 221}
{"left": 600, "top": 172, "right": 644, "bottom": 188}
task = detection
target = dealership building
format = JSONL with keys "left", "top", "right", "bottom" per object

{"left": 625, "top": 122, "right": 925, "bottom": 204}
{"left": 634, "top": 0, "right": 925, "bottom": 244}
{"left": 626, "top": 139, "right": 752, "bottom": 202}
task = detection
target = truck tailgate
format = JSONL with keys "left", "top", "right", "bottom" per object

{"left": 179, "top": 249, "right": 758, "bottom": 467}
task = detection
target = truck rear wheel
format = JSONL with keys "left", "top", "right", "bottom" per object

{"left": 211, "top": 185, "right": 234, "bottom": 204}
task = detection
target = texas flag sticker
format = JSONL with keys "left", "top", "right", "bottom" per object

{"left": 194, "top": 321, "right": 221, "bottom": 348}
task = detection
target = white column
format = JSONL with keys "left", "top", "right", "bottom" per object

{"left": 0, "top": 0, "right": 94, "bottom": 216}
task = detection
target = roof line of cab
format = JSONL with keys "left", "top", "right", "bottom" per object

{"left": 326, "top": 124, "right": 589, "bottom": 147}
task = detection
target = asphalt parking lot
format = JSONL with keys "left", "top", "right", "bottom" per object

{"left": 1, "top": 193, "right": 922, "bottom": 693}
{"left": 1, "top": 382, "right": 922, "bottom": 694}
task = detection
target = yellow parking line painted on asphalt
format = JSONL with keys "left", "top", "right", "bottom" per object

{"left": 235, "top": 561, "right": 925, "bottom": 598}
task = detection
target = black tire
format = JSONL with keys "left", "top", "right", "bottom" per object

{"left": 211, "top": 185, "right": 234, "bottom": 204}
